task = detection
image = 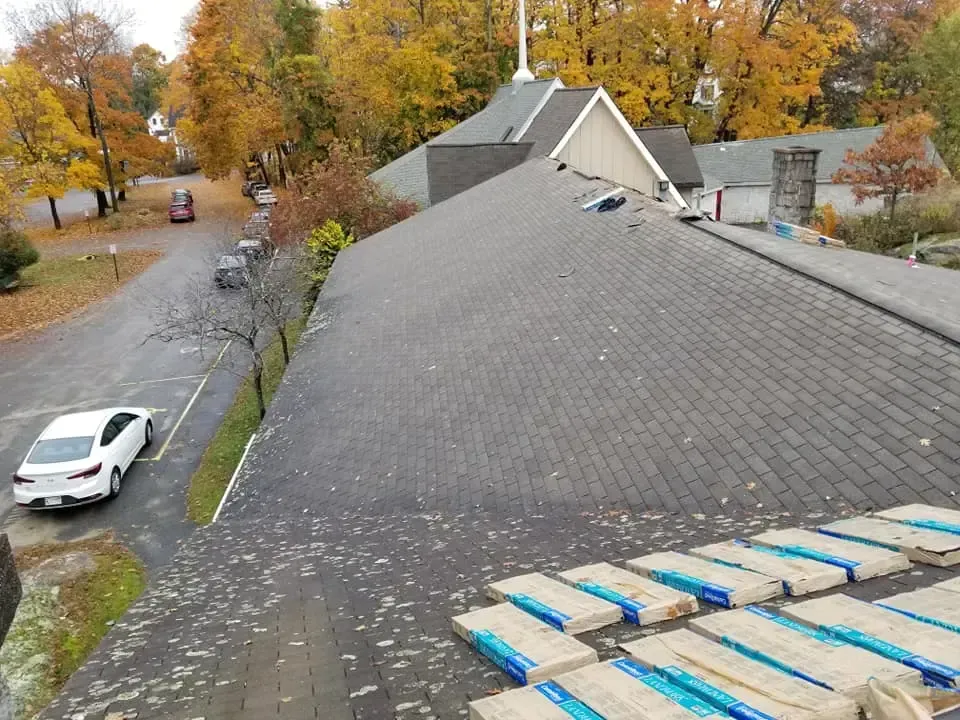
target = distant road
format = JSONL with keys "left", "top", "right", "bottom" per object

{"left": 21, "top": 175, "right": 198, "bottom": 229}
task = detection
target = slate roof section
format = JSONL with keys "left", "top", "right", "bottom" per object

{"left": 633, "top": 125, "right": 704, "bottom": 188}
{"left": 693, "top": 126, "right": 944, "bottom": 186}
{"left": 519, "top": 87, "right": 597, "bottom": 156}
{"left": 225, "top": 157, "right": 960, "bottom": 522}
{"left": 370, "top": 79, "right": 559, "bottom": 207}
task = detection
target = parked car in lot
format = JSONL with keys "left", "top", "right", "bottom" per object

{"left": 171, "top": 188, "right": 194, "bottom": 205}
{"left": 169, "top": 201, "right": 195, "bottom": 222}
{"left": 13, "top": 408, "right": 153, "bottom": 509}
{"left": 254, "top": 189, "right": 278, "bottom": 206}
{"left": 235, "top": 239, "right": 268, "bottom": 261}
{"left": 242, "top": 180, "right": 268, "bottom": 197}
{"left": 250, "top": 209, "right": 271, "bottom": 222}
{"left": 214, "top": 255, "right": 249, "bottom": 288}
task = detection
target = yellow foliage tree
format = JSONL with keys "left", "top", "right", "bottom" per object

{"left": 0, "top": 61, "right": 102, "bottom": 230}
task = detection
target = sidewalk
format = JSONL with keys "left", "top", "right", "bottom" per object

{"left": 695, "top": 220, "right": 960, "bottom": 344}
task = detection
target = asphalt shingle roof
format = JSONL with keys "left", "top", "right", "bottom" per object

{"left": 694, "top": 126, "right": 888, "bottom": 185}
{"left": 227, "top": 158, "right": 960, "bottom": 521}
{"left": 519, "top": 87, "right": 597, "bottom": 156}
{"left": 370, "top": 79, "right": 558, "bottom": 206}
{"left": 634, "top": 125, "right": 704, "bottom": 188}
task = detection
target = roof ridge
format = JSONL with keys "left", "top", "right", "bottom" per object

{"left": 695, "top": 125, "right": 886, "bottom": 149}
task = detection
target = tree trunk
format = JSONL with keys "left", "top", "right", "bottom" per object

{"left": 48, "top": 197, "right": 62, "bottom": 230}
{"left": 96, "top": 190, "right": 108, "bottom": 217}
{"left": 278, "top": 327, "right": 290, "bottom": 366}
{"left": 256, "top": 153, "right": 270, "bottom": 185}
{"left": 275, "top": 144, "right": 287, "bottom": 188}
{"left": 86, "top": 83, "right": 119, "bottom": 213}
{"left": 252, "top": 358, "right": 266, "bottom": 420}
{"left": 890, "top": 189, "right": 899, "bottom": 222}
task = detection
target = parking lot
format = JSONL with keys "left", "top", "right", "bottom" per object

{"left": 0, "top": 216, "right": 245, "bottom": 569}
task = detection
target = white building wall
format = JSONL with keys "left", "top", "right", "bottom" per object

{"left": 557, "top": 102, "right": 658, "bottom": 197}
{"left": 700, "top": 182, "right": 885, "bottom": 224}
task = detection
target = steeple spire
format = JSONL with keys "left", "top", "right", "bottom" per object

{"left": 512, "top": 0, "right": 534, "bottom": 91}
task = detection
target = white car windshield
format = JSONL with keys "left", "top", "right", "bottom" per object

{"left": 28, "top": 437, "right": 94, "bottom": 464}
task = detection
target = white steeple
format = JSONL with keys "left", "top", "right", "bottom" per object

{"left": 512, "top": 0, "right": 534, "bottom": 92}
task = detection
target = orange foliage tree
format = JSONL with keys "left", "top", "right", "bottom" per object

{"left": 832, "top": 113, "right": 943, "bottom": 220}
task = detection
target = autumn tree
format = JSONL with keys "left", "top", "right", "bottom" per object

{"left": 0, "top": 61, "right": 102, "bottom": 229}
{"left": 12, "top": 0, "right": 134, "bottom": 215}
{"left": 917, "top": 11, "right": 960, "bottom": 173}
{"left": 130, "top": 44, "right": 169, "bottom": 120}
{"left": 833, "top": 113, "right": 943, "bottom": 220}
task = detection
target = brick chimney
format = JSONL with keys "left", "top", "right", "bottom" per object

{"left": 768, "top": 147, "right": 821, "bottom": 227}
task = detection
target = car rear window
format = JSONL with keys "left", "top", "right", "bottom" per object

{"left": 28, "top": 437, "right": 95, "bottom": 464}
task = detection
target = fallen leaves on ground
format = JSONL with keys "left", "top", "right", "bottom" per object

{"left": 25, "top": 175, "right": 248, "bottom": 246}
{"left": 0, "top": 250, "right": 162, "bottom": 340}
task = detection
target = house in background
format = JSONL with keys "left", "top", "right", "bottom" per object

{"left": 147, "top": 108, "right": 195, "bottom": 168}
{"left": 371, "top": 78, "right": 689, "bottom": 209}
{"left": 633, "top": 125, "right": 703, "bottom": 206}
{"left": 693, "top": 126, "right": 945, "bottom": 224}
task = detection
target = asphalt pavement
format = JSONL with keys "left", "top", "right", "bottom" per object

{"left": 0, "top": 207, "right": 247, "bottom": 570}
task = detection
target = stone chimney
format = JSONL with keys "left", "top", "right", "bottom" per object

{"left": 768, "top": 146, "right": 821, "bottom": 227}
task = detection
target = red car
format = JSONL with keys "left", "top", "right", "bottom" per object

{"left": 169, "top": 201, "right": 195, "bottom": 223}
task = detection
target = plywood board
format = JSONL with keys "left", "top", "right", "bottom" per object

{"left": 782, "top": 594, "right": 960, "bottom": 688}
{"left": 690, "top": 539, "right": 848, "bottom": 596}
{"left": 468, "top": 681, "right": 604, "bottom": 720}
{"left": 557, "top": 562, "right": 699, "bottom": 625}
{"left": 691, "top": 606, "right": 924, "bottom": 708}
{"left": 625, "top": 551, "right": 783, "bottom": 608}
{"left": 553, "top": 659, "right": 725, "bottom": 719}
{"left": 876, "top": 586, "right": 960, "bottom": 635}
{"left": 486, "top": 573, "right": 623, "bottom": 634}
{"left": 818, "top": 517, "right": 960, "bottom": 567}
{"left": 452, "top": 603, "right": 597, "bottom": 684}
{"left": 622, "top": 628, "right": 859, "bottom": 720}
{"left": 874, "top": 504, "right": 960, "bottom": 536}
{"left": 750, "top": 527, "right": 910, "bottom": 581}
{"left": 934, "top": 577, "right": 960, "bottom": 594}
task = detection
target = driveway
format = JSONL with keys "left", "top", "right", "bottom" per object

{"left": 0, "top": 213, "right": 245, "bottom": 569}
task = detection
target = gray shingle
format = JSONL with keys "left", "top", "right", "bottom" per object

{"left": 226, "top": 157, "right": 960, "bottom": 522}
{"left": 633, "top": 125, "right": 704, "bottom": 188}
{"left": 519, "top": 87, "right": 597, "bottom": 157}
{"left": 370, "top": 79, "right": 558, "bottom": 206}
{"left": 693, "top": 126, "right": 896, "bottom": 185}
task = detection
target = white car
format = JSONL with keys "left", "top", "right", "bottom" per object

{"left": 254, "top": 189, "right": 278, "bottom": 206}
{"left": 13, "top": 408, "right": 153, "bottom": 509}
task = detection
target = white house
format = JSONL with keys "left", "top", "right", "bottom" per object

{"left": 692, "top": 126, "right": 945, "bottom": 224}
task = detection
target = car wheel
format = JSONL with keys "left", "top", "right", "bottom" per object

{"left": 108, "top": 467, "right": 122, "bottom": 499}
{"left": 190, "top": 216, "right": 195, "bottom": 222}
{"left": 144, "top": 420, "right": 154, "bottom": 447}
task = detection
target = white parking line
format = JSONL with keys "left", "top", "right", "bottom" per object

{"left": 212, "top": 433, "right": 256, "bottom": 523}
{"left": 117, "top": 374, "right": 205, "bottom": 387}
{"left": 137, "top": 340, "right": 232, "bottom": 462}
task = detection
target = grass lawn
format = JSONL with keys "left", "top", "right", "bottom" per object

{"left": 0, "top": 250, "right": 162, "bottom": 340}
{"left": 25, "top": 175, "right": 250, "bottom": 245}
{"left": 187, "top": 317, "right": 307, "bottom": 524}
{"left": 4, "top": 536, "right": 146, "bottom": 715}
